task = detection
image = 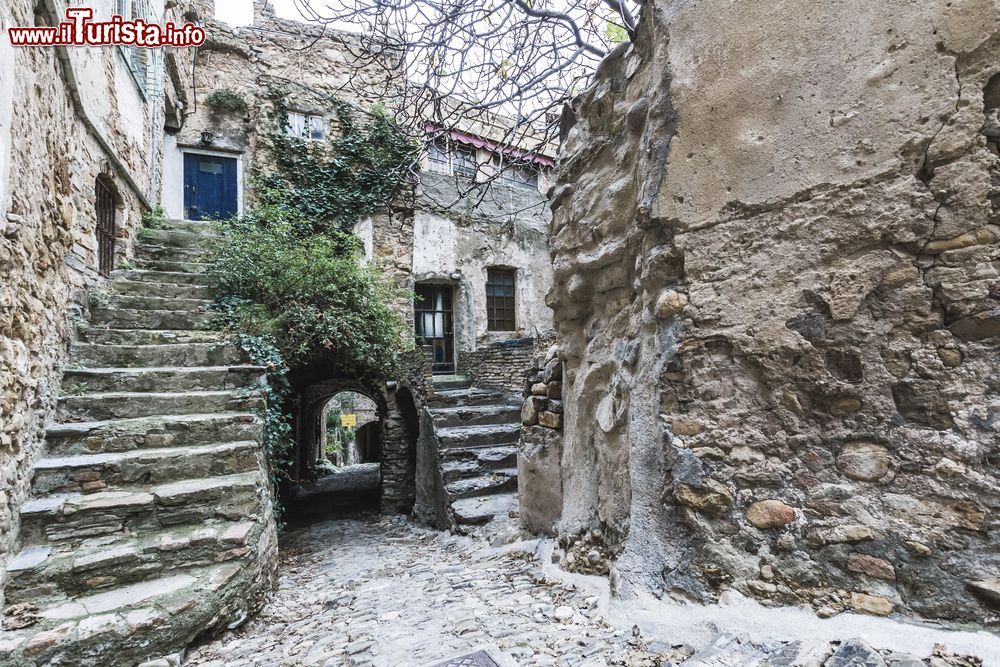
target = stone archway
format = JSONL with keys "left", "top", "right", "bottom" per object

{"left": 287, "top": 376, "right": 424, "bottom": 516}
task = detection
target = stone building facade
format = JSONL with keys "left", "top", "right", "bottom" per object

{"left": 160, "top": 1, "right": 555, "bottom": 510}
{"left": 546, "top": 0, "right": 1000, "bottom": 623}
{"left": 0, "top": 0, "right": 195, "bottom": 609}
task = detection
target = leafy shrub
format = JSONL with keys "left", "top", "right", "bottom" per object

{"left": 208, "top": 217, "right": 408, "bottom": 382}
{"left": 205, "top": 89, "right": 248, "bottom": 116}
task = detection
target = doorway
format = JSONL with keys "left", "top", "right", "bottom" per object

{"left": 415, "top": 283, "right": 456, "bottom": 374}
{"left": 183, "top": 153, "right": 238, "bottom": 220}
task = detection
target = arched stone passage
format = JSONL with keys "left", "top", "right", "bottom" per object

{"left": 286, "top": 374, "right": 424, "bottom": 516}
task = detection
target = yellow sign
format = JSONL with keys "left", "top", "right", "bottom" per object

{"left": 341, "top": 414, "right": 357, "bottom": 428}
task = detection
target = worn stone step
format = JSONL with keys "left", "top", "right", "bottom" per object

{"left": 110, "top": 278, "right": 214, "bottom": 300}
{"left": 58, "top": 390, "right": 263, "bottom": 422}
{"left": 70, "top": 342, "right": 243, "bottom": 368}
{"left": 431, "top": 375, "right": 472, "bottom": 391}
{"left": 18, "top": 472, "right": 262, "bottom": 546}
{"left": 139, "top": 227, "right": 220, "bottom": 248}
{"left": 135, "top": 243, "right": 211, "bottom": 263}
{"left": 112, "top": 268, "right": 213, "bottom": 286}
{"left": 428, "top": 388, "right": 520, "bottom": 408}
{"left": 4, "top": 519, "right": 260, "bottom": 608}
{"left": 429, "top": 403, "right": 521, "bottom": 428}
{"left": 143, "top": 218, "right": 220, "bottom": 234}
{"left": 134, "top": 258, "right": 211, "bottom": 274}
{"left": 75, "top": 327, "right": 224, "bottom": 346}
{"left": 445, "top": 469, "right": 517, "bottom": 500}
{"left": 89, "top": 306, "right": 214, "bottom": 330}
{"left": 62, "top": 366, "right": 264, "bottom": 394}
{"left": 0, "top": 559, "right": 269, "bottom": 666}
{"left": 437, "top": 423, "right": 520, "bottom": 449}
{"left": 440, "top": 448, "right": 517, "bottom": 481}
{"left": 451, "top": 492, "right": 517, "bottom": 526}
{"left": 108, "top": 293, "right": 212, "bottom": 313}
{"left": 31, "top": 440, "right": 260, "bottom": 499}
{"left": 45, "top": 412, "right": 262, "bottom": 456}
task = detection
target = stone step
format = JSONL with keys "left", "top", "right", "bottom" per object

{"left": 110, "top": 278, "right": 214, "bottom": 300}
{"left": 445, "top": 469, "right": 517, "bottom": 500}
{"left": 431, "top": 375, "right": 472, "bottom": 391}
{"left": 436, "top": 423, "right": 520, "bottom": 450}
{"left": 451, "top": 492, "right": 517, "bottom": 526}
{"left": 139, "top": 227, "right": 220, "bottom": 248}
{"left": 4, "top": 519, "right": 260, "bottom": 608}
{"left": 428, "top": 388, "right": 520, "bottom": 408}
{"left": 135, "top": 258, "right": 211, "bottom": 274}
{"left": 75, "top": 327, "right": 224, "bottom": 346}
{"left": 58, "top": 390, "right": 263, "bottom": 422}
{"left": 135, "top": 243, "right": 211, "bottom": 263}
{"left": 89, "top": 306, "right": 215, "bottom": 330}
{"left": 440, "top": 448, "right": 518, "bottom": 481}
{"left": 45, "top": 412, "right": 262, "bottom": 456}
{"left": 18, "top": 472, "right": 262, "bottom": 547}
{"left": 0, "top": 560, "right": 266, "bottom": 666}
{"left": 108, "top": 293, "right": 212, "bottom": 313}
{"left": 62, "top": 366, "right": 264, "bottom": 394}
{"left": 70, "top": 342, "right": 243, "bottom": 368}
{"left": 429, "top": 403, "right": 521, "bottom": 428}
{"left": 32, "top": 440, "right": 260, "bottom": 498}
{"left": 143, "top": 218, "right": 220, "bottom": 234}
{"left": 112, "top": 268, "right": 212, "bottom": 286}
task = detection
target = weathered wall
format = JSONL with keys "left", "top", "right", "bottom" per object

{"left": 518, "top": 342, "right": 564, "bottom": 535}
{"left": 413, "top": 173, "right": 555, "bottom": 358}
{"left": 0, "top": 0, "right": 191, "bottom": 609}
{"left": 549, "top": 0, "right": 1000, "bottom": 623}
{"left": 458, "top": 338, "right": 534, "bottom": 391}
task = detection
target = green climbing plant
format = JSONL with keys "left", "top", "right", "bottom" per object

{"left": 206, "top": 89, "right": 415, "bottom": 521}
{"left": 256, "top": 87, "right": 418, "bottom": 232}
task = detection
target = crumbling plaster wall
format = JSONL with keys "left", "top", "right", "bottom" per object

{"left": 413, "top": 173, "right": 555, "bottom": 354}
{"left": 0, "top": 0, "right": 188, "bottom": 609}
{"left": 549, "top": 0, "right": 1000, "bottom": 623}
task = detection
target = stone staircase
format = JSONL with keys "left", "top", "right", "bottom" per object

{"left": 0, "top": 219, "right": 277, "bottom": 666}
{"left": 426, "top": 377, "right": 521, "bottom": 528}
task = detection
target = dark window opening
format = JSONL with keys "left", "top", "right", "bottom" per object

{"left": 415, "top": 283, "right": 456, "bottom": 374}
{"left": 95, "top": 177, "right": 117, "bottom": 277}
{"left": 486, "top": 269, "right": 516, "bottom": 331}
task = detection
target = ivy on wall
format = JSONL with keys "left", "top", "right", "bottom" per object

{"left": 256, "top": 88, "right": 417, "bottom": 232}
{"left": 206, "top": 87, "right": 417, "bottom": 518}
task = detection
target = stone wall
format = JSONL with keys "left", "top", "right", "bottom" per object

{"left": 412, "top": 173, "right": 555, "bottom": 356}
{"left": 459, "top": 338, "right": 535, "bottom": 391}
{"left": 548, "top": 0, "right": 1000, "bottom": 623}
{"left": 0, "top": 0, "right": 193, "bottom": 609}
{"left": 518, "top": 344, "right": 564, "bottom": 535}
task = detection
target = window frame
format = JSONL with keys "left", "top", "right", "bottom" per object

{"left": 492, "top": 153, "right": 539, "bottom": 190}
{"left": 485, "top": 268, "right": 517, "bottom": 331}
{"left": 115, "top": 0, "right": 153, "bottom": 98}
{"left": 286, "top": 111, "right": 327, "bottom": 142}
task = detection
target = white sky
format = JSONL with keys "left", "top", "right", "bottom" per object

{"left": 215, "top": 0, "right": 312, "bottom": 27}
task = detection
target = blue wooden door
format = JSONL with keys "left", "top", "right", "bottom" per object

{"left": 183, "top": 153, "right": 237, "bottom": 220}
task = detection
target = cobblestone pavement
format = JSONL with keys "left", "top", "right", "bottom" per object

{"left": 184, "top": 514, "right": 663, "bottom": 667}
{"left": 183, "top": 514, "right": 996, "bottom": 667}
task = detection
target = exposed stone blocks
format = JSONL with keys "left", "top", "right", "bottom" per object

{"left": 547, "top": 0, "right": 1000, "bottom": 623}
{"left": 517, "top": 344, "right": 564, "bottom": 535}
{"left": 459, "top": 338, "right": 536, "bottom": 392}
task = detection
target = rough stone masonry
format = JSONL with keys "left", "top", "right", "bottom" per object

{"left": 547, "top": 0, "right": 1000, "bottom": 623}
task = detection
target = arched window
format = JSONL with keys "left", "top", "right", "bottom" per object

{"left": 95, "top": 176, "right": 118, "bottom": 276}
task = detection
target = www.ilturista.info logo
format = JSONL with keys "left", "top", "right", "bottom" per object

{"left": 8, "top": 7, "right": 205, "bottom": 47}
